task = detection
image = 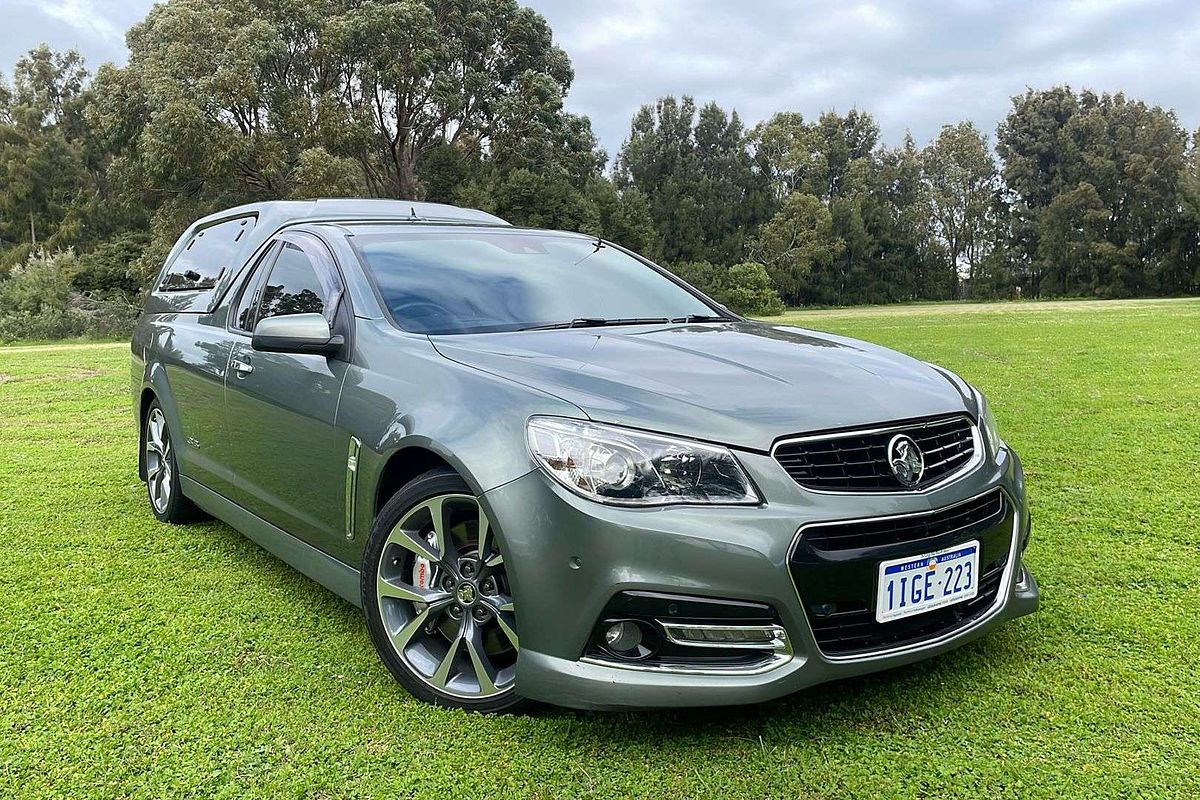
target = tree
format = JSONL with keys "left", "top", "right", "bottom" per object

{"left": 754, "top": 191, "right": 841, "bottom": 305}
{"left": 871, "top": 137, "right": 947, "bottom": 302}
{"left": 664, "top": 260, "right": 782, "bottom": 315}
{"left": 456, "top": 99, "right": 607, "bottom": 231}
{"left": 1169, "top": 131, "right": 1200, "bottom": 293}
{"left": 287, "top": 147, "right": 364, "bottom": 200}
{"left": 5, "top": 45, "right": 88, "bottom": 132}
{"left": 1035, "top": 182, "right": 1111, "bottom": 296}
{"left": 615, "top": 96, "right": 704, "bottom": 262}
{"left": 0, "top": 47, "right": 93, "bottom": 269}
{"left": 722, "top": 262, "right": 784, "bottom": 315}
{"left": 748, "top": 109, "right": 947, "bottom": 306}
{"left": 749, "top": 112, "right": 819, "bottom": 202}
{"left": 93, "top": 0, "right": 585, "bottom": 208}
{"left": 922, "top": 122, "right": 999, "bottom": 285}
{"left": 615, "top": 96, "right": 768, "bottom": 265}
{"left": 585, "top": 182, "right": 662, "bottom": 261}
{"left": 997, "top": 86, "right": 1190, "bottom": 296}
{"left": 811, "top": 109, "right": 880, "bottom": 201}
{"left": 82, "top": 0, "right": 604, "bottom": 280}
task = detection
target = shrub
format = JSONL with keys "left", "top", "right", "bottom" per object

{"left": 666, "top": 259, "right": 784, "bottom": 317}
{"left": 0, "top": 249, "right": 140, "bottom": 342}
{"left": 73, "top": 232, "right": 151, "bottom": 297}
{"left": 722, "top": 262, "right": 785, "bottom": 316}
{"left": 666, "top": 260, "right": 723, "bottom": 295}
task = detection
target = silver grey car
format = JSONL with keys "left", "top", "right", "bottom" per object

{"left": 132, "top": 199, "right": 1039, "bottom": 712}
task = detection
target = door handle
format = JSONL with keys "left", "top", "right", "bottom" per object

{"left": 231, "top": 359, "right": 254, "bottom": 378}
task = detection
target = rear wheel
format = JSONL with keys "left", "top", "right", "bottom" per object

{"left": 143, "top": 400, "right": 206, "bottom": 524}
{"left": 362, "top": 468, "right": 527, "bottom": 713}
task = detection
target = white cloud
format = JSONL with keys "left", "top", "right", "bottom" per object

{"left": 37, "top": 0, "right": 125, "bottom": 42}
{"left": 533, "top": 0, "right": 1200, "bottom": 157}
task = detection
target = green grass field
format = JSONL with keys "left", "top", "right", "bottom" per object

{"left": 2, "top": 299, "right": 1198, "bottom": 799}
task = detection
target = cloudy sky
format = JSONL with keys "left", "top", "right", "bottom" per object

{"left": 4, "top": 0, "right": 1197, "bottom": 160}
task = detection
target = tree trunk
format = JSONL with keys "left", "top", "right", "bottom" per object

{"left": 396, "top": 147, "right": 420, "bottom": 200}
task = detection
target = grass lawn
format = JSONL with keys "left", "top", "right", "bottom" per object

{"left": 2, "top": 299, "right": 1198, "bottom": 798}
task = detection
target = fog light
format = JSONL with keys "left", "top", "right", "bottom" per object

{"left": 604, "top": 620, "right": 643, "bottom": 653}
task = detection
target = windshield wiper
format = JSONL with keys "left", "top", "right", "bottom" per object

{"left": 518, "top": 317, "right": 672, "bottom": 331}
{"left": 671, "top": 314, "right": 729, "bottom": 323}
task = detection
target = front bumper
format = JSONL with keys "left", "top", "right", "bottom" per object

{"left": 482, "top": 447, "right": 1039, "bottom": 710}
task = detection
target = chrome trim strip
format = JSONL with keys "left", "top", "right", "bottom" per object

{"left": 344, "top": 436, "right": 361, "bottom": 540}
{"left": 580, "top": 622, "right": 795, "bottom": 676}
{"left": 771, "top": 415, "right": 984, "bottom": 496}
{"left": 786, "top": 487, "right": 1020, "bottom": 664}
{"left": 579, "top": 652, "right": 792, "bottom": 676}
{"left": 659, "top": 622, "right": 790, "bottom": 651}
{"left": 1014, "top": 563, "right": 1030, "bottom": 592}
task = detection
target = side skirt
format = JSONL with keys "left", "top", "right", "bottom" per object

{"left": 181, "top": 476, "right": 363, "bottom": 608}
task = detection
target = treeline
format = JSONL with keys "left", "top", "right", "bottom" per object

{"left": 1, "top": 0, "right": 1198, "bottom": 340}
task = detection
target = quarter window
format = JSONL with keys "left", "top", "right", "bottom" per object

{"left": 160, "top": 215, "right": 256, "bottom": 291}
{"left": 257, "top": 242, "right": 342, "bottom": 322}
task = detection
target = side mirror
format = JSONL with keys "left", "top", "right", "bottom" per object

{"left": 252, "top": 313, "right": 344, "bottom": 356}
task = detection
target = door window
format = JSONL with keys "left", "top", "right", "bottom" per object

{"left": 230, "top": 243, "right": 278, "bottom": 333}
{"left": 257, "top": 241, "right": 343, "bottom": 323}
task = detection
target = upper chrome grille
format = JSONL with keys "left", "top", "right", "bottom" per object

{"left": 772, "top": 415, "right": 979, "bottom": 493}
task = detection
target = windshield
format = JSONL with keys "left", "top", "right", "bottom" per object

{"left": 353, "top": 229, "right": 719, "bottom": 335}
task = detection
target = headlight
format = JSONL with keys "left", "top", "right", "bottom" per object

{"left": 526, "top": 417, "right": 760, "bottom": 506}
{"left": 973, "top": 388, "right": 1006, "bottom": 461}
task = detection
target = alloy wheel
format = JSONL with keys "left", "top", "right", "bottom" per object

{"left": 145, "top": 407, "right": 173, "bottom": 514}
{"left": 375, "top": 494, "right": 518, "bottom": 699}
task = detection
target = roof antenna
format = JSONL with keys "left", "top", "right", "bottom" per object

{"left": 410, "top": 206, "right": 419, "bottom": 220}
{"left": 573, "top": 234, "right": 608, "bottom": 266}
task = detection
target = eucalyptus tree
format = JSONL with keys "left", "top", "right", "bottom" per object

{"left": 0, "top": 46, "right": 92, "bottom": 269}
{"left": 922, "top": 122, "right": 999, "bottom": 285}
{"left": 748, "top": 112, "right": 818, "bottom": 203}
{"left": 88, "top": 0, "right": 596, "bottom": 278}
{"left": 753, "top": 191, "right": 841, "bottom": 306}
{"left": 92, "top": 0, "right": 584, "bottom": 205}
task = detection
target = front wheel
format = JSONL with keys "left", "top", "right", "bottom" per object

{"left": 362, "top": 468, "right": 528, "bottom": 713}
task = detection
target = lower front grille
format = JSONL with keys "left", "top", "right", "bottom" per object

{"left": 789, "top": 489, "right": 1015, "bottom": 658}
{"left": 806, "top": 558, "right": 1007, "bottom": 655}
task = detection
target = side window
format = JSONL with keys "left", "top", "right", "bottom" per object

{"left": 230, "top": 243, "right": 278, "bottom": 333}
{"left": 160, "top": 215, "right": 256, "bottom": 291}
{"left": 257, "top": 241, "right": 342, "bottom": 322}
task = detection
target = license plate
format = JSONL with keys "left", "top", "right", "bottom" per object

{"left": 875, "top": 540, "right": 980, "bottom": 623}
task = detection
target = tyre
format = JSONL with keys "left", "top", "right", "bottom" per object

{"left": 362, "top": 468, "right": 528, "bottom": 713}
{"left": 142, "top": 400, "right": 207, "bottom": 524}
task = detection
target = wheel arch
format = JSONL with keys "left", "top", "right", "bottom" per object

{"left": 137, "top": 387, "right": 157, "bottom": 480}
{"left": 367, "top": 438, "right": 499, "bottom": 520}
{"left": 136, "top": 364, "right": 183, "bottom": 482}
{"left": 372, "top": 444, "right": 462, "bottom": 517}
